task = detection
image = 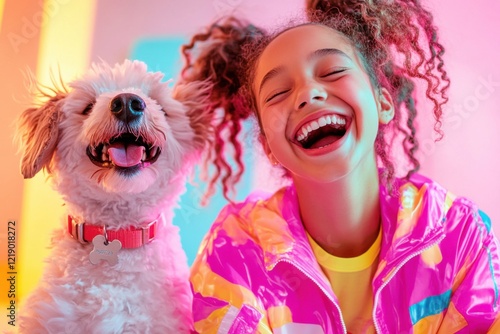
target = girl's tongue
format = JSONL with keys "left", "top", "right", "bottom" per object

{"left": 108, "top": 143, "right": 145, "bottom": 167}
{"left": 308, "top": 134, "right": 343, "bottom": 149}
{"left": 301, "top": 126, "right": 346, "bottom": 149}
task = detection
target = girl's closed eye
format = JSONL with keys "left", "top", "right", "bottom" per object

{"left": 320, "top": 67, "right": 348, "bottom": 78}
{"left": 265, "top": 89, "right": 290, "bottom": 103}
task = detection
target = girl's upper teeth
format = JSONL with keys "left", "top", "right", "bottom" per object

{"left": 296, "top": 114, "right": 347, "bottom": 142}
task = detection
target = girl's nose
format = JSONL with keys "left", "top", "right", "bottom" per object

{"left": 295, "top": 83, "right": 328, "bottom": 110}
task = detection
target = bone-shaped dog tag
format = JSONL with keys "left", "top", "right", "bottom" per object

{"left": 89, "top": 235, "right": 122, "bottom": 265}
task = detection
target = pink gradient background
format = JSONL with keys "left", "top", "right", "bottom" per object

{"left": 1, "top": 3, "right": 499, "bottom": 330}
{"left": 419, "top": 0, "right": 500, "bottom": 222}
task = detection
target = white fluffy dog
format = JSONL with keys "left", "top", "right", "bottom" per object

{"left": 16, "top": 60, "right": 210, "bottom": 333}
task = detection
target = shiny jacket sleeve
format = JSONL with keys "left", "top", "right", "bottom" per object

{"left": 189, "top": 206, "right": 272, "bottom": 334}
{"left": 448, "top": 206, "right": 500, "bottom": 333}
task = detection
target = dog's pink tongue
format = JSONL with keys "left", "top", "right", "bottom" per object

{"left": 108, "top": 143, "right": 144, "bottom": 167}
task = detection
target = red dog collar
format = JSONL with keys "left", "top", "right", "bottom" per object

{"left": 68, "top": 216, "right": 158, "bottom": 249}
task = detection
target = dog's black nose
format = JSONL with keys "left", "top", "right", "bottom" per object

{"left": 109, "top": 93, "right": 145, "bottom": 123}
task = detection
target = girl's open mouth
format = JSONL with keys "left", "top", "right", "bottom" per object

{"left": 294, "top": 114, "right": 350, "bottom": 149}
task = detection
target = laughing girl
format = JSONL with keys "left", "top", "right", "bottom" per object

{"left": 182, "top": 1, "right": 500, "bottom": 332}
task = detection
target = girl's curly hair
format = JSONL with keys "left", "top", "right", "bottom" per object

{"left": 181, "top": 0, "right": 450, "bottom": 200}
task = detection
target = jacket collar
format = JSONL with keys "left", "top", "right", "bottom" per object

{"left": 378, "top": 176, "right": 448, "bottom": 270}
{"left": 261, "top": 185, "right": 334, "bottom": 298}
{"left": 261, "top": 174, "right": 449, "bottom": 278}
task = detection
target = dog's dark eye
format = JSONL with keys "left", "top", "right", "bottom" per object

{"left": 82, "top": 103, "right": 94, "bottom": 115}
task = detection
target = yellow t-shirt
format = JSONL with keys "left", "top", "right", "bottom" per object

{"left": 307, "top": 230, "right": 381, "bottom": 334}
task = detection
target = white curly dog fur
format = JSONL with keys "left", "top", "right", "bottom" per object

{"left": 16, "top": 60, "right": 211, "bottom": 333}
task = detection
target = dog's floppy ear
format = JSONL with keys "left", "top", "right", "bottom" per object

{"left": 18, "top": 91, "right": 66, "bottom": 179}
{"left": 173, "top": 80, "right": 214, "bottom": 150}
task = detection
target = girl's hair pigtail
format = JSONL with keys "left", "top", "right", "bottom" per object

{"left": 180, "top": 17, "right": 265, "bottom": 202}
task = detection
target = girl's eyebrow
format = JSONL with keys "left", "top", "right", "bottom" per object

{"left": 258, "top": 48, "right": 351, "bottom": 95}
{"left": 259, "top": 66, "right": 285, "bottom": 95}
{"left": 308, "top": 48, "right": 351, "bottom": 61}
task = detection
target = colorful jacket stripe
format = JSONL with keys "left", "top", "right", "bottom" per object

{"left": 190, "top": 174, "right": 500, "bottom": 333}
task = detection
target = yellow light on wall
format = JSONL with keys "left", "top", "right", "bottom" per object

{"left": 0, "top": 0, "right": 5, "bottom": 33}
{"left": 18, "top": 0, "right": 96, "bottom": 303}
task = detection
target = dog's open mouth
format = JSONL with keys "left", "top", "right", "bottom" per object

{"left": 87, "top": 133, "right": 161, "bottom": 170}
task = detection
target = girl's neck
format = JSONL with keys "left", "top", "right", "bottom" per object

{"left": 293, "top": 156, "right": 381, "bottom": 258}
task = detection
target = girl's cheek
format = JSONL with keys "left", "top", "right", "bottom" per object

{"left": 262, "top": 112, "right": 287, "bottom": 140}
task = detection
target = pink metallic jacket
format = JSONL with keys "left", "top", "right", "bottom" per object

{"left": 190, "top": 174, "right": 500, "bottom": 333}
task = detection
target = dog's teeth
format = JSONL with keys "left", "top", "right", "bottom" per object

{"left": 101, "top": 145, "right": 109, "bottom": 162}
{"left": 91, "top": 146, "right": 97, "bottom": 157}
{"left": 142, "top": 150, "right": 147, "bottom": 162}
{"left": 150, "top": 147, "right": 157, "bottom": 157}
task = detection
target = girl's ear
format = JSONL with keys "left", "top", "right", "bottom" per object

{"left": 258, "top": 134, "right": 279, "bottom": 166}
{"left": 378, "top": 87, "right": 395, "bottom": 125}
